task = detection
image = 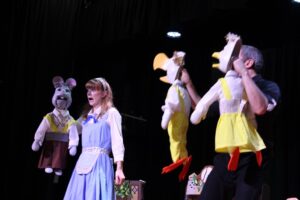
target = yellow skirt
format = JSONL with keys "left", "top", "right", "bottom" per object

{"left": 215, "top": 113, "right": 266, "bottom": 153}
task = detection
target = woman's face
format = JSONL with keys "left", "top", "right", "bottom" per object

{"left": 87, "top": 87, "right": 107, "bottom": 108}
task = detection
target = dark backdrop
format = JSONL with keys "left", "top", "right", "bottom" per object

{"left": 2, "top": 0, "right": 300, "bottom": 199}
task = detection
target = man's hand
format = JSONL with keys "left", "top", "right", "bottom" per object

{"left": 233, "top": 58, "right": 247, "bottom": 76}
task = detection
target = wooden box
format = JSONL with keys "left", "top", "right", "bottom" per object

{"left": 116, "top": 180, "right": 145, "bottom": 200}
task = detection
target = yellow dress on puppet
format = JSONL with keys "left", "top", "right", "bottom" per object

{"left": 191, "top": 33, "right": 265, "bottom": 171}
{"left": 153, "top": 51, "right": 192, "bottom": 181}
{"left": 216, "top": 77, "right": 265, "bottom": 154}
{"left": 167, "top": 85, "right": 189, "bottom": 162}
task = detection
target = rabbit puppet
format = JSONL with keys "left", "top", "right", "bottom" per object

{"left": 31, "top": 76, "right": 79, "bottom": 176}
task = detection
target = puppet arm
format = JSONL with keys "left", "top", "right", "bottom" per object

{"left": 190, "top": 81, "right": 220, "bottom": 124}
{"left": 68, "top": 123, "right": 79, "bottom": 156}
{"left": 32, "top": 118, "right": 50, "bottom": 151}
{"left": 76, "top": 117, "right": 84, "bottom": 135}
{"left": 161, "top": 86, "right": 179, "bottom": 129}
{"left": 190, "top": 102, "right": 207, "bottom": 124}
{"left": 161, "top": 108, "right": 173, "bottom": 129}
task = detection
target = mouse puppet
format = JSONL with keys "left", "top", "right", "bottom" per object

{"left": 31, "top": 76, "right": 79, "bottom": 176}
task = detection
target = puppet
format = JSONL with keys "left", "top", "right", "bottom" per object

{"left": 153, "top": 51, "right": 192, "bottom": 181}
{"left": 190, "top": 33, "right": 266, "bottom": 171}
{"left": 31, "top": 76, "right": 79, "bottom": 176}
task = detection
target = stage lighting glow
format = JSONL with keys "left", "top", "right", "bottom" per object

{"left": 166, "top": 31, "right": 181, "bottom": 38}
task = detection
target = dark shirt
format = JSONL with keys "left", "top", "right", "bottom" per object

{"left": 253, "top": 74, "right": 281, "bottom": 148}
{"left": 253, "top": 74, "right": 281, "bottom": 104}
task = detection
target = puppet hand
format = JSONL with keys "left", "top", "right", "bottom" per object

{"left": 190, "top": 109, "right": 205, "bottom": 124}
{"left": 31, "top": 140, "right": 40, "bottom": 151}
{"left": 69, "top": 146, "right": 77, "bottom": 156}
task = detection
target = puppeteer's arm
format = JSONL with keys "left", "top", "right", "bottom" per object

{"left": 181, "top": 68, "right": 201, "bottom": 108}
{"left": 233, "top": 59, "right": 268, "bottom": 115}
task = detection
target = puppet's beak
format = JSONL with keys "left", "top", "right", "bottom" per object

{"left": 211, "top": 52, "right": 220, "bottom": 68}
{"left": 153, "top": 53, "right": 169, "bottom": 71}
{"left": 212, "top": 52, "right": 220, "bottom": 59}
{"left": 159, "top": 76, "right": 169, "bottom": 83}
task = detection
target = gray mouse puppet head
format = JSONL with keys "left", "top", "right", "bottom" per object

{"left": 52, "top": 76, "right": 76, "bottom": 110}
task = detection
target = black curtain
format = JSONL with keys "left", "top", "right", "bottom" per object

{"left": 3, "top": 0, "right": 300, "bottom": 199}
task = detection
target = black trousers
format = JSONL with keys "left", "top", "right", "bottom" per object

{"left": 199, "top": 151, "right": 270, "bottom": 200}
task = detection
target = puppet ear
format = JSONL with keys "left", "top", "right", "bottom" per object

{"left": 65, "top": 78, "right": 77, "bottom": 90}
{"left": 52, "top": 76, "right": 64, "bottom": 88}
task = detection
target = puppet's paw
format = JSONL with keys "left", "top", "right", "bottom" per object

{"left": 69, "top": 146, "right": 77, "bottom": 156}
{"left": 55, "top": 170, "right": 63, "bottom": 176}
{"left": 45, "top": 167, "right": 53, "bottom": 174}
{"left": 31, "top": 140, "right": 40, "bottom": 151}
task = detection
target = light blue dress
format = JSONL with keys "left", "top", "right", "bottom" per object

{"left": 64, "top": 113, "right": 115, "bottom": 200}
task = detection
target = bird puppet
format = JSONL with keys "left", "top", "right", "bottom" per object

{"left": 153, "top": 51, "right": 192, "bottom": 181}
{"left": 190, "top": 33, "right": 265, "bottom": 171}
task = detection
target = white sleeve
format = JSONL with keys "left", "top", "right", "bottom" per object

{"left": 107, "top": 107, "right": 125, "bottom": 163}
{"left": 76, "top": 116, "right": 84, "bottom": 135}
{"left": 161, "top": 86, "right": 180, "bottom": 129}
{"left": 68, "top": 122, "right": 79, "bottom": 147}
{"left": 163, "top": 86, "right": 180, "bottom": 113}
{"left": 161, "top": 109, "right": 172, "bottom": 130}
{"left": 34, "top": 117, "right": 50, "bottom": 145}
{"left": 190, "top": 81, "right": 220, "bottom": 124}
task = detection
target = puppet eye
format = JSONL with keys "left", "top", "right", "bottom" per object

{"left": 65, "top": 88, "right": 70, "bottom": 93}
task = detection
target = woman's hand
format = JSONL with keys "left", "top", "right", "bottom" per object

{"left": 115, "top": 161, "right": 125, "bottom": 185}
{"left": 115, "top": 168, "right": 125, "bottom": 185}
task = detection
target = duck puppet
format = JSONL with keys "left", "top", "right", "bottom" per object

{"left": 153, "top": 51, "right": 192, "bottom": 181}
{"left": 190, "top": 33, "right": 265, "bottom": 171}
